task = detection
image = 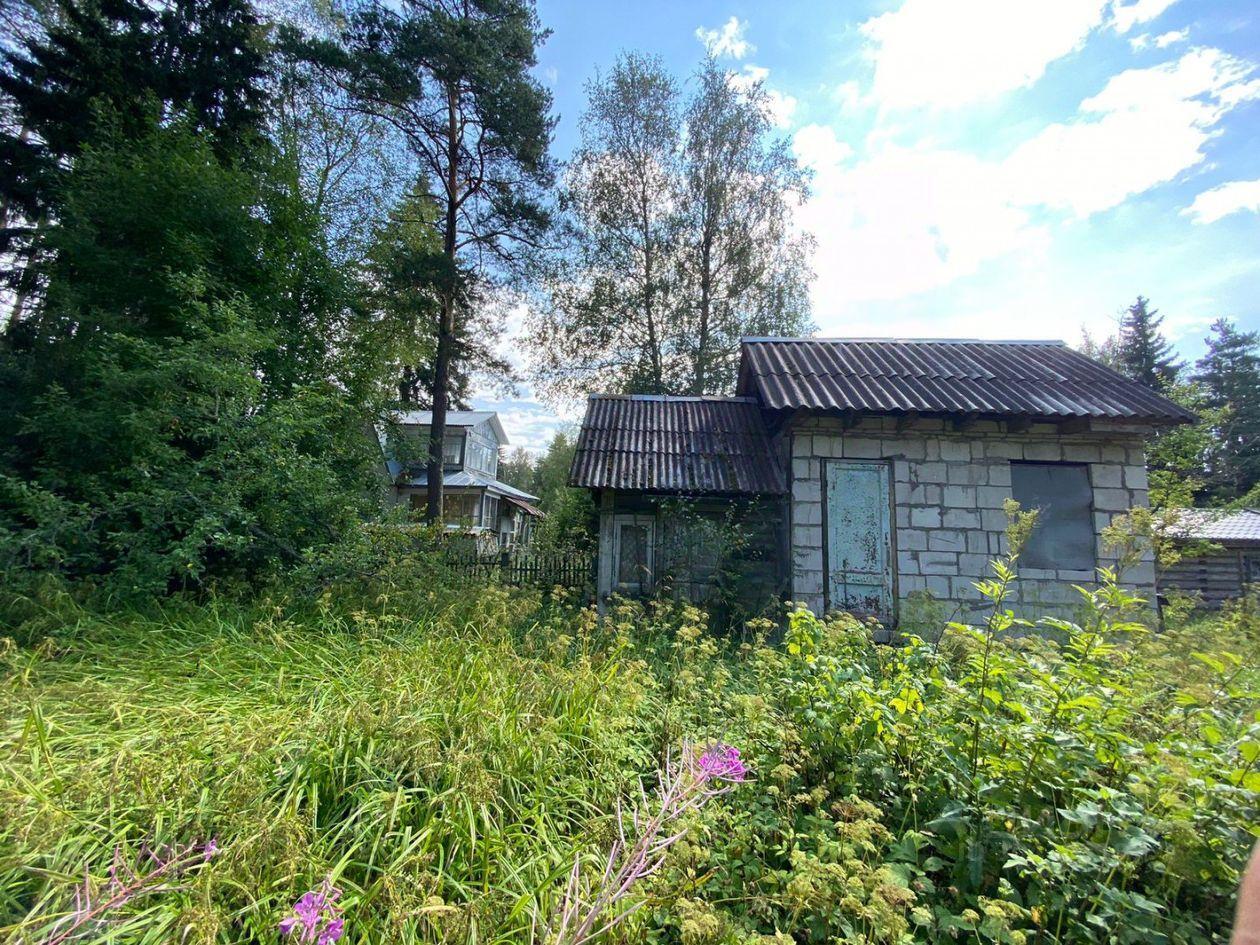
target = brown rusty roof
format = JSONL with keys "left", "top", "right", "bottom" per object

{"left": 737, "top": 338, "right": 1196, "bottom": 424}
{"left": 569, "top": 395, "right": 785, "bottom": 494}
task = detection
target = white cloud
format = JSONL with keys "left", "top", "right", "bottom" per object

{"left": 695, "top": 16, "right": 753, "bottom": 60}
{"left": 1109, "top": 0, "right": 1179, "bottom": 33}
{"left": 860, "top": 0, "right": 1108, "bottom": 109}
{"left": 796, "top": 47, "right": 1260, "bottom": 312}
{"left": 729, "top": 64, "right": 798, "bottom": 128}
{"left": 1183, "top": 178, "right": 1260, "bottom": 224}
{"left": 1154, "top": 28, "right": 1189, "bottom": 48}
{"left": 792, "top": 125, "right": 853, "bottom": 170}
{"left": 1002, "top": 48, "right": 1260, "bottom": 217}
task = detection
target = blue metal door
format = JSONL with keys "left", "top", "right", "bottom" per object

{"left": 825, "top": 461, "right": 894, "bottom": 622}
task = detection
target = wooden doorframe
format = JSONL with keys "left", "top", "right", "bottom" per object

{"left": 821, "top": 458, "right": 898, "bottom": 621}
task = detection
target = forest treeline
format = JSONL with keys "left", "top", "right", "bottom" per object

{"left": 0, "top": 0, "right": 1257, "bottom": 598}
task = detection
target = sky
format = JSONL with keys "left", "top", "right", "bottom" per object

{"left": 472, "top": 0, "right": 1260, "bottom": 454}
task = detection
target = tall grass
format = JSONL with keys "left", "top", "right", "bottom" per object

{"left": 0, "top": 587, "right": 658, "bottom": 943}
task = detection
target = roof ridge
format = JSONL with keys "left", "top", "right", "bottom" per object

{"left": 588, "top": 393, "right": 761, "bottom": 403}
{"left": 741, "top": 336, "right": 1067, "bottom": 346}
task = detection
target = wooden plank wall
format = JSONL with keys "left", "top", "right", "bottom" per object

{"left": 1159, "top": 550, "right": 1243, "bottom": 608}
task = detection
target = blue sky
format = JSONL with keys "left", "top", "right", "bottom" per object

{"left": 474, "top": 0, "right": 1260, "bottom": 453}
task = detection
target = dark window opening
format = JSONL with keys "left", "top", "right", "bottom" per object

{"left": 1010, "top": 462, "right": 1096, "bottom": 571}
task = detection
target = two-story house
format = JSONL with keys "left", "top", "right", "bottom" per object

{"left": 383, "top": 411, "right": 542, "bottom": 549}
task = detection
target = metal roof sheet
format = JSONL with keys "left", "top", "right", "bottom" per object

{"left": 569, "top": 395, "right": 785, "bottom": 494}
{"left": 1168, "top": 508, "right": 1260, "bottom": 546}
{"left": 397, "top": 468, "right": 540, "bottom": 503}
{"left": 396, "top": 411, "right": 509, "bottom": 444}
{"left": 736, "top": 339, "right": 1196, "bottom": 424}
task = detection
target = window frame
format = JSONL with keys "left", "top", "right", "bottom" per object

{"left": 1009, "top": 460, "right": 1097, "bottom": 572}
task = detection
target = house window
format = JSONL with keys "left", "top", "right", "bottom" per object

{"left": 442, "top": 492, "right": 479, "bottom": 525}
{"left": 1010, "top": 462, "right": 1096, "bottom": 571}
{"left": 613, "top": 515, "right": 655, "bottom": 594}
{"left": 483, "top": 495, "right": 499, "bottom": 526}
{"left": 442, "top": 435, "right": 464, "bottom": 467}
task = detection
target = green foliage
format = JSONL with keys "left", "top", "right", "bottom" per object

{"left": 1196, "top": 318, "right": 1260, "bottom": 503}
{"left": 0, "top": 121, "right": 381, "bottom": 595}
{"left": 1, "top": 567, "right": 1255, "bottom": 943}
{"left": 1115, "top": 296, "right": 1182, "bottom": 391}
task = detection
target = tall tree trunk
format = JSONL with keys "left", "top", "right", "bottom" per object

{"left": 693, "top": 230, "right": 712, "bottom": 395}
{"left": 425, "top": 86, "right": 460, "bottom": 523}
{"left": 640, "top": 189, "right": 661, "bottom": 391}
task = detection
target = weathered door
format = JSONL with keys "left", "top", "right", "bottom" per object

{"left": 612, "top": 514, "right": 655, "bottom": 596}
{"left": 824, "top": 461, "right": 894, "bottom": 622}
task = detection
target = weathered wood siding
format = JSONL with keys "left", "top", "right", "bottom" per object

{"left": 1159, "top": 550, "right": 1247, "bottom": 608}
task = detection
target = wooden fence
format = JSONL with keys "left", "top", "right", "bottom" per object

{"left": 446, "top": 550, "right": 595, "bottom": 589}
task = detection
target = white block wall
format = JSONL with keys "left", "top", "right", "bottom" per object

{"left": 788, "top": 415, "right": 1157, "bottom": 624}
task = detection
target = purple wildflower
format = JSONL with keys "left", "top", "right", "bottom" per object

{"left": 279, "top": 879, "right": 344, "bottom": 944}
{"left": 697, "top": 744, "right": 747, "bottom": 783}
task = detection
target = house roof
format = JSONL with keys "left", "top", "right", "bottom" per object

{"left": 396, "top": 410, "right": 509, "bottom": 445}
{"left": 397, "top": 468, "right": 539, "bottom": 503}
{"left": 1167, "top": 508, "right": 1260, "bottom": 547}
{"left": 736, "top": 338, "right": 1196, "bottom": 425}
{"left": 569, "top": 395, "right": 785, "bottom": 494}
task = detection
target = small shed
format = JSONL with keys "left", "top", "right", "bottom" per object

{"left": 571, "top": 337, "right": 1196, "bottom": 626}
{"left": 571, "top": 395, "right": 787, "bottom": 615}
{"left": 1160, "top": 508, "right": 1260, "bottom": 607}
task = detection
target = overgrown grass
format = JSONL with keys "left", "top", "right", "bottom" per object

{"left": 0, "top": 577, "right": 1257, "bottom": 944}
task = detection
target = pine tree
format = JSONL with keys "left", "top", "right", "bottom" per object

{"left": 1194, "top": 318, "right": 1260, "bottom": 502}
{"left": 1116, "top": 296, "right": 1182, "bottom": 390}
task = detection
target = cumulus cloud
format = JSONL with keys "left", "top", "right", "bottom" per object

{"left": 797, "top": 47, "right": 1260, "bottom": 311}
{"left": 1183, "top": 178, "right": 1260, "bottom": 224}
{"left": 695, "top": 16, "right": 753, "bottom": 59}
{"left": 1002, "top": 48, "right": 1260, "bottom": 217}
{"left": 1109, "top": 0, "right": 1179, "bottom": 33}
{"left": 860, "top": 0, "right": 1108, "bottom": 109}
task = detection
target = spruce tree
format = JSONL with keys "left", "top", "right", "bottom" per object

{"left": 1194, "top": 318, "right": 1260, "bottom": 502}
{"left": 1116, "top": 296, "right": 1182, "bottom": 390}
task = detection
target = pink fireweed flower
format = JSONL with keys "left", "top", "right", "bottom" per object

{"left": 279, "top": 879, "right": 344, "bottom": 944}
{"left": 546, "top": 741, "right": 749, "bottom": 945}
{"left": 697, "top": 744, "right": 747, "bottom": 783}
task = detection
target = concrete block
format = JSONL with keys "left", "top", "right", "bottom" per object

{"left": 948, "top": 464, "right": 988, "bottom": 485}
{"left": 897, "top": 552, "right": 920, "bottom": 575}
{"left": 959, "top": 554, "right": 991, "bottom": 576}
{"left": 915, "top": 462, "right": 949, "bottom": 483}
{"left": 910, "top": 507, "right": 942, "bottom": 529}
{"left": 1090, "top": 464, "right": 1123, "bottom": 489}
{"left": 792, "top": 478, "right": 820, "bottom": 502}
{"left": 900, "top": 575, "right": 928, "bottom": 593}
{"left": 951, "top": 576, "right": 982, "bottom": 599}
{"left": 919, "top": 551, "right": 958, "bottom": 574}
{"left": 792, "top": 457, "right": 817, "bottom": 480}
{"left": 793, "top": 524, "right": 822, "bottom": 549}
{"left": 843, "top": 437, "right": 882, "bottom": 458}
{"left": 943, "top": 508, "right": 982, "bottom": 529}
{"left": 890, "top": 439, "right": 927, "bottom": 460}
{"left": 792, "top": 435, "right": 813, "bottom": 458}
{"left": 896, "top": 506, "right": 910, "bottom": 528}
{"left": 925, "top": 576, "right": 951, "bottom": 597}
{"left": 1124, "top": 464, "right": 1149, "bottom": 491}
{"left": 985, "top": 441, "right": 1024, "bottom": 459}
{"left": 796, "top": 501, "right": 822, "bottom": 525}
{"left": 1094, "top": 488, "right": 1132, "bottom": 512}
{"left": 1024, "top": 442, "right": 1062, "bottom": 462}
{"left": 943, "top": 485, "right": 977, "bottom": 507}
{"left": 929, "top": 530, "right": 967, "bottom": 552}
{"left": 923, "top": 439, "right": 941, "bottom": 461}
{"left": 986, "top": 462, "right": 1012, "bottom": 486}
{"left": 977, "top": 485, "right": 1010, "bottom": 509}
{"left": 898, "top": 529, "right": 928, "bottom": 551}
{"left": 1061, "top": 443, "right": 1102, "bottom": 463}
{"left": 910, "top": 483, "right": 942, "bottom": 505}
{"left": 940, "top": 440, "right": 971, "bottom": 462}
{"left": 1100, "top": 445, "right": 1127, "bottom": 463}
{"left": 967, "top": 531, "right": 989, "bottom": 555}
{"left": 982, "top": 509, "right": 1009, "bottom": 532}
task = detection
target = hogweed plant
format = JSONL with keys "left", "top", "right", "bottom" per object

{"left": 278, "top": 878, "right": 345, "bottom": 944}
{"left": 43, "top": 838, "right": 218, "bottom": 945}
{"left": 545, "top": 742, "right": 747, "bottom": 945}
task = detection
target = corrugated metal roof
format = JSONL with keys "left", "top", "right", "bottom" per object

{"left": 1168, "top": 508, "right": 1260, "bottom": 546}
{"left": 397, "top": 468, "right": 540, "bottom": 502}
{"left": 736, "top": 338, "right": 1196, "bottom": 424}
{"left": 569, "top": 395, "right": 785, "bottom": 494}
{"left": 396, "top": 411, "right": 508, "bottom": 444}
